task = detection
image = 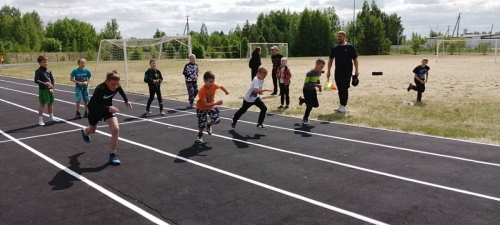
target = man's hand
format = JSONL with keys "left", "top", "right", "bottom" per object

{"left": 354, "top": 71, "right": 360, "bottom": 76}
{"left": 326, "top": 71, "right": 331, "bottom": 79}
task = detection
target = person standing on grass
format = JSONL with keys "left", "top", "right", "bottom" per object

{"left": 81, "top": 70, "right": 132, "bottom": 165}
{"left": 183, "top": 54, "right": 199, "bottom": 109}
{"left": 34, "top": 55, "right": 60, "bottom": 126}
{"left": 231, "top": 66, "right": 271, "bottom": 130}
{"left": 276, "top": 57, "right": 292, "bottom": 109}
{"left": 70, "top": 58, "right": 92, "bottom": 119}
{"left": 270, "top": 46, "right": 283, "bottom": 95}
{"left": 195, "top": 71, "right": 229, "bottom": 143}
{"left": 326, "top": 31, "right": 359, "bottom": 113}
{"left": 249, "top": 47, "right": 262, "bottom": 81}
{"left": 299, "top": 58, "right": 324, "bottom": 125}
{"left": 407, "top": 58, "right": 430, "bottom": 102}
{"left": 144, "top": 58, "right": 164, "bottom": 115}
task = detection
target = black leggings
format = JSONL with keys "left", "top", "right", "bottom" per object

{"left": 334, "top": 74, "right": 352, "bottom": 106}
{"left": 279, "top": 83, "right": 290, "bottom": 105}
{"left": 251, "top": 68, "right": 258, "bottom": 81}
{"left": 232, "top": 98, "right": 267, "bottom": 125}
{"left": 147, "top": 85, "right": 163, "bottom": 111}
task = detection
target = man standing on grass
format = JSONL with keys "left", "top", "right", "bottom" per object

{"left": 270, "top": 46, "right": 283, "bottom": 95}
{"left": 326, "top": 31, "right": 359, "bottom": 113}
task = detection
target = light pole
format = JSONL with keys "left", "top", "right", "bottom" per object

{"left": 353, "top": 0, "right": 356, "bottom": 46}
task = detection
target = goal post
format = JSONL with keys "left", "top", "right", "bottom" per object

{"left": 94, "top": 35, "right": 192, "bottom": 97}
{"left": 436, "top": 39, "right": 498, "bottom": 63}
{"left": 248, "top": 43, "right": 288, "bottom": 58}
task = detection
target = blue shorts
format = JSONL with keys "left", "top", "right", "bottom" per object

{"left": 75, "top": 85, "right": 90, "bottom": 102}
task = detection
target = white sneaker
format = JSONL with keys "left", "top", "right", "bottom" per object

{"left": 207, "top": 125, "right": 213, "bottom": 135}
{"left": 302, "top": 119, "right": 310, "bottom": 125}
{"left": 38, "top": 120, "right": 45, "bottom": 126}
{"left": 337, "top": 105, "right": 346, "bottom": 113}
{"left": 196, "top": 136, "right": 203, "bottom": 143}
{"left": 160, "top": 111, "right": 165, "bottom": 116}
{"left": 50, "top": 117, "right": 60, "bottom": 122}
{"left": 334, "top": 105, "right": 341, "bottom": 112}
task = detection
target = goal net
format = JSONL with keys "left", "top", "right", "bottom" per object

{"left": 435, "top": 39, "right": 498, "bottom": 63}
{"left": 94, "top": 35, "right": 192, "bottom": 98}
{"left": 247, "top": 43, "right": 288, "bottom": 59}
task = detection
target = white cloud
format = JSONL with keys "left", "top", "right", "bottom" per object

{"left": 4, "top": 0, "right": 500, "bottom": 39}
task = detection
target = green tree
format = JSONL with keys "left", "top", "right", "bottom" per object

{"left": 100, "top": 18, "right": 122, "bottom": 39}
{"left": 40, "top": 38, "right": 62, "bottom": 52}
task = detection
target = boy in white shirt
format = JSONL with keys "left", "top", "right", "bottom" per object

{"left": 231, "top": 66, "right": 271, "bottom": 129}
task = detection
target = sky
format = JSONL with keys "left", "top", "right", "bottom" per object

{"left": 4, "top": 0, "right": 500, "bottom": 39}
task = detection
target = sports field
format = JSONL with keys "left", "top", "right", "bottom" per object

{"left": 1, "top": 54, "right": 499, "bottom": 144}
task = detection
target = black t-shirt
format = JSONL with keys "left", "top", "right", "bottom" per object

{"left": 88, "top": 82, "right": 128, "bottom": 112}
{"left": 329, "top": 43, "right": 358, "bottom": 74}
{"left": 413, "top": 65, "right": 430, "bottom": 80}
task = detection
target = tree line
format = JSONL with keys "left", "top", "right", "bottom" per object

{"left": 0, "top": 1, "right": 406, "bottom": 63}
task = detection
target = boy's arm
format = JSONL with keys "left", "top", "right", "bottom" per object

{"left": 158, "top": 70, "right": 163, "bottom": 83}
{"left": 87, "top": 70, "right": 92, "bottom": 83}
{"left": 143, "top": 70, "right": 152, "bottom": 84}
{"left": 425, "top": 72, "right": 429, "bottom": 82}
{"left": 34, "top": 70, "right": 45, "bottom": 85}
{"left": 117, "top": 86, "right": 130, "bottom": 103}
{"left": 50, "top": 72, "right": 55, "bottom": 88}
{"left": 91, "top": 87, "right": 111, "bottom": 111}
{"left": 182, "top": 64, "right": 188, "bottom": 77}
{"left": 219, "top": 85, "right": 229, "bottom": 95}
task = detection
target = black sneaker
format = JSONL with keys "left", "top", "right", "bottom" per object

{"left": 75, "top": 111, "right": 81, "bottom": 119}
{"left": 207, "top": 125, "right": 213, "bottom": 135}
{"left": 407, "top": 84, "right": 413, "bottom": 92}
{"left": 83, "top": 111, "right": 88, "bottom": 118}
{"left": 270, "top": 92, "right": 277, "bottom": 96}
{"left": 81, "top": 129, "right": 91, "bottom": 143}
{"left": 298, "top": 96, "right": 305, "bottom": 106}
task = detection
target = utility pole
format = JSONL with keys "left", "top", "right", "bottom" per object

{"left": 451, "top": 13, "right": 461, "bottom": 37}
{"left": 183, "top": 15, "right": 190, "bottom": 36}
{"left": 353, "top": 0, "right": 356, "bottom": 46}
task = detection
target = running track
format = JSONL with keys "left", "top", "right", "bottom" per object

{"left": 0, "top": 75, "right": 499, "bottom": 225}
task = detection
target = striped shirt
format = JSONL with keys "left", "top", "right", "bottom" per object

{"left": 271, "top": 53, "right": 283, "bottom": 72}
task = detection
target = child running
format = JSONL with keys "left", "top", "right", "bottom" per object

{"left": 70, "top": 58, "right": 92, "bottom": 119}
{"left": 183, "top": 54, "right": 199, "bottom": 109}
{"left": 195, "top": 71, "right": 229, "bottom": 143}
{"left": 34, "top": 55, "right": 60, "bottom": 126}
{"left": 144, "top": 59, "right": 164, "bottom": 115}
{"left": 276, "top": 57, "right": 292, "bottom": 109}
{"left": 231, "top": 66, "right": 271, "bottom": 129}
{"left": 407, "top": 58, "right": 430, "bottom": 102}
{"left": 299, "top": 58, "right": 324, "bottom": 125}
{"left": 81, "top": 70, "right": 132, "bottom": 165}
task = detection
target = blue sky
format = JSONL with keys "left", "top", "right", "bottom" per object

{"left": 5, "top": 0, "right": 500, "bottom": 39}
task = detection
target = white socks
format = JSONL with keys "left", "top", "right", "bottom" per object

{"left": 110, "top": 150, "right": 116, "bottom": 154}
{"left": 38, "top": 116, "right": 45, "bottom": 126}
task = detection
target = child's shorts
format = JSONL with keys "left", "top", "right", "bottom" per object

{"left": 196, "top": 107, "right": 220, "bottom": 128}
{"left": 75, "top": 85, "right": 90, "bottom": 102}
{"left": 303, "top": 88, "right": 319, "bottom": 108}
{"left": 39, "top": 89, "right": 54, "bottom": 104}
{"left": 88, "top": 109, "right": 116, "bottom": 126}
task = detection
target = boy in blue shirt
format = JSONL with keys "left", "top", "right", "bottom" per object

{"left": 70, "top": 58, "right": 92, "bottom": 119}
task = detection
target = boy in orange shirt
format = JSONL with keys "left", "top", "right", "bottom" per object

{"left": 195, "top": 71, "right": 229, "bottom": 143}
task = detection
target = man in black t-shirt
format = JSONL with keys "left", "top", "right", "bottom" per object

{"left": 407, "top": 58, "right": 430, "bottom": 102}
{"left": 270, "top": 46, "right": 283, "bottom": 95}
{"left": 327, "top": 31, "right": 359, "bottom": 113}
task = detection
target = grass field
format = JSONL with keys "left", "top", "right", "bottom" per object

{"left": 1, "top": 54, "right": 499, "bottom": 144}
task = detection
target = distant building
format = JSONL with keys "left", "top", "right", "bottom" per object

{"left": 426, "top": 34, "right": 500, "bottom": 49}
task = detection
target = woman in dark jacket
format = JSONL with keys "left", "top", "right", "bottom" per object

{"left": 248, "top": 47, "right": 262, "bottom": 81}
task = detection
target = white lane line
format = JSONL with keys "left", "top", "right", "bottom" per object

{"left": 1, "top": 77, "right": 498, "bottom": 148}
{"left": 4, "top": 89, "right": 500, "bottom": 204}
{"left": 0, "top": 97, "right": 388, "bottom": 225}
{"left": 1, "top": 85, "right": 499, "bottom": 169}
{"left": 0, "top": 128, "right": 169, "bottom": 225}
{"left": 0, "top": 128, "right": 80, "bottom": 144}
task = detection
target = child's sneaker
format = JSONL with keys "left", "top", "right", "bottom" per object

{"left": 278, "top": 105, "right": 284, "bottom": 109}
{"left": 83, "top": 111, "right": 88, "bottom": 118}
{"left": 109, "top": 153, "right": 121, "bottom": 165}
{"left": 146, "top": 109, "right": 151, "bottom": 114}
{"left": 196, "top": 135, "right": 203, "bottom": 143}
{"left": 231, "top": 123, "right": 236, "bottom": 129}
{"left": 207, "top": 125, "right": 213, "bottom": 135}
{"left": 187, "top": 104, "right": 194, "bottom": 109}
{"left": 75, "top": 111, "right": 81, "bottom": 119}
{"left": 302, "top": 119, "right": 310, "bottom": 125}
{"left": 38, "top": 119, "right": 45, "bottom": 126}
{"left": 50, "top": 117, "right": 60, "bottom": 122}
{"left": 81, "top": 129, "right": 91, "bottom": 143}
{"left": 160, "top": 111, "right": 165, "bottom": 116}
{"left": 256, "top": 124, "right": 267, "bottom": 130}
{"left": 407, "top": 84, "right": 413, "bottom": 92}
{"left": 284, "top": 105, "right": 289, "bottom": 109}
{"left": 298, "top": 96, "right": 305, "bottom": 106}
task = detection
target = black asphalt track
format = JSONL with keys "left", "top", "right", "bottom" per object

{"left": 1, "top": 75, "right": 500, "bottom": 225}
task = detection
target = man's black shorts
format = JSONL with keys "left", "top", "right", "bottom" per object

{"left": 303, "top": 88, "right": 319, "bottom": 108}
{"left": 88, "top": 108, "right": 116, "bottom": 126}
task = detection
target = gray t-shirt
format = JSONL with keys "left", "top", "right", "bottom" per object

{"left": 303, "top": 70, "right": 322, "bottom": 90}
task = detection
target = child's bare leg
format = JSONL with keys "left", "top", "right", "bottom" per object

{"left": 105, "top": 117, "right": 120, "bottom": 151}
{"left": 84, "top": 125, "right": 97, "bottom": 135}
{"left": 48, "top": 103, "right": 53, "bottom": 114}
{"left": 38, "top": 103, "right": 45, "bottom": 116}
{"left": 76, "top": 102, "right": 80, "bottom": 111}
{"left": 84, "top": 101, "right": 88, "bottom": 112}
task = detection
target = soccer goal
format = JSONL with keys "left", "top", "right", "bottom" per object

{"left": 436, "top": 39, "right": 498, "bottom": 63}
{"left": 248, "top": 43, "right": 288, "bottom": 58}
{"left": 94, "top": 35, "right": 192, "bottom": 97}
